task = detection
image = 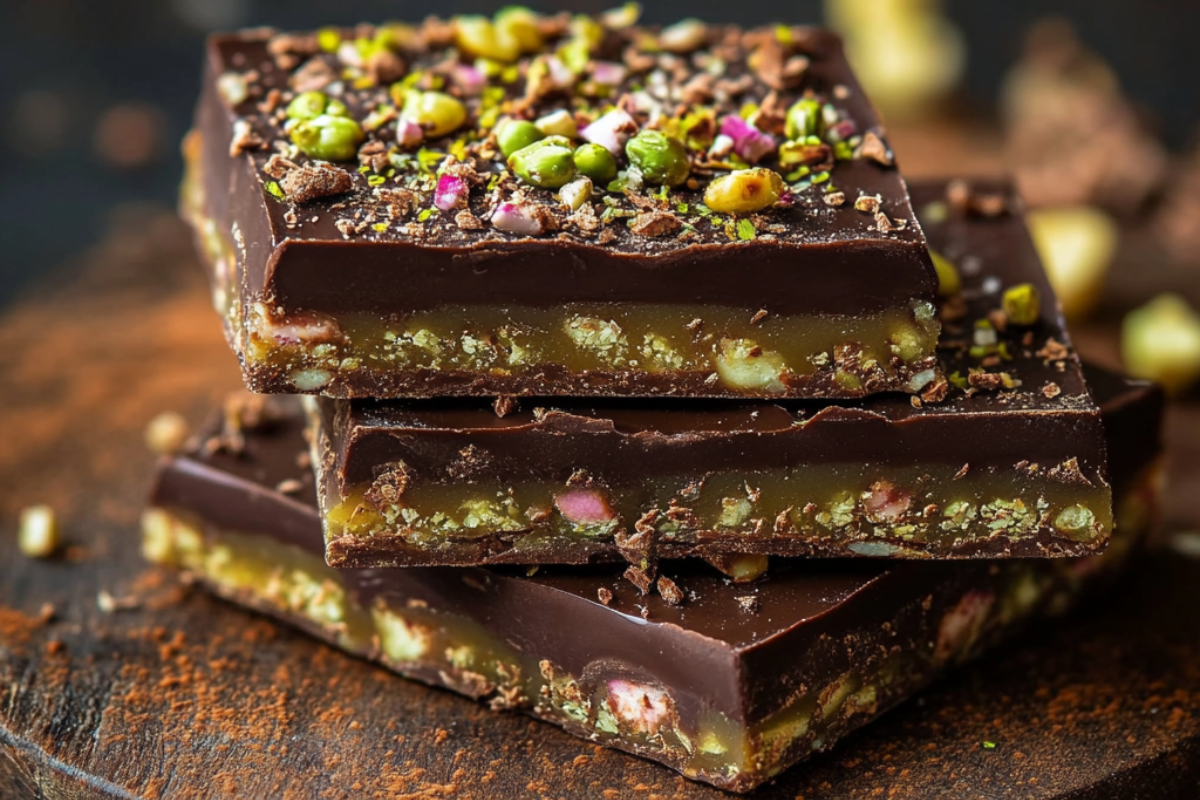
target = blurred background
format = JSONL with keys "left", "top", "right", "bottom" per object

{"left": 4, "top": 0, "right": 1200, "bottom": 395}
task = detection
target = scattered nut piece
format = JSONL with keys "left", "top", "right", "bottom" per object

{"left": 858, "top": 131, "right": 893, "bottom": 166}
{"left": 1042, "top": 382, "right": 1062, "bottom": 399}
{"left": 97, "top": 590, "right": 141, "bottom": 614}
{"left": 19, "top": 505, "right": 58, "bottom": 559}
{"left": 280, "top": 163, "right": 354, "bottom": 203}
{"left": 823, "top": 191, "right": 846, "bottom": 207}
{"left": 629, "top": 211, "right": 682, "bottom": 238}
{"left": 276, "top": 479, "right": 304, "bottom": 495}
{"left": 750, "top": 309, "right": 768, "bottom": 325}
{"left": 597, "top": 587, "right": 614, "bottom": 606}
{"left": 229, "top": 119, "right": 264, "bottom": 157}
{"left": 854, "top": 194, "right": 881, "bottom": 213}
{"left": 656, "top": 576, "right": 685, "bottom": 606}
{"left": 623, "top": 565, "right": 653, "bottom": 595}
{"left": 145, "top": 411, "right": 190, "bottom": 456}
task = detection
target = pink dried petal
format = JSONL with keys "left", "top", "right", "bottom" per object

{"left": 606, "top": 680, "right": 673, "bottom": 734}
{"left": 934, "top": 590, "right": 996, "bottom": 663}
{"left": 719, "top": 114, "right": 776, "bottom": 164}
{"left": 490, "top": 201, "right": 543, "bottom": 236}
{"left": 554, "top": 489, "right": 615, "bottom": 525}
{"left": 590, "top": 60, "right": 628, "bottom": 86}
{"left": 863, "top": 480, "right": 912, "bottom": 523}
{"left": 261, "top": 310, "right": 343, "bottom": 346}
{"left": 397, "top": 119, "right": 424, "bottom": 149}
{"left": 580, "top": 108, "right": 637, "bottom": 157}
{"left": 434, "top": 173, "right": 468, "bottom": 212}
{"left": 825, "top": 119, "right": 858, "bottom": 143}
{"left": 451, "top": 63, "right": 486, "bottom": 97}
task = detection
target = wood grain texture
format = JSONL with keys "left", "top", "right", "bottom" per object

{"left": 2, "top": 212, "right": 1200, "bottom": 799}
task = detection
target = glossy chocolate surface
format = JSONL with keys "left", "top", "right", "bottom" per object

{"left": 198, "top": 26, "right": 934, "bottom": 318}
{"left": 149, "top": 364, "right": 1154, "bottom": 726}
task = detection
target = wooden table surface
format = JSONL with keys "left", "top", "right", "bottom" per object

{"left": 3, "top": 213, "right": 1200, "bottom": 800}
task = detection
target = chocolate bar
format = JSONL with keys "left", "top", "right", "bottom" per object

{"left": 142, "top": 368, "right": 1160, "bottom": 792}
{"left": 311, "top": 180, "right": 1114, "bottom": 568}
{"left": 184, "top": 15, "right": 941, "bottom": 399}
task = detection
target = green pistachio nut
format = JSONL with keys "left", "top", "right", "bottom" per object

{"left": 286, "top": 91, "right": 331, "bottom": 121}
{"left": 625, "top": 130, "right": 690, "bottom": 187}
{"left": 703, "top": 168, "right": 784, "bottom": 214}
{"left": 1002, "top": 283, "right": 1041, "bottom": 326}
{"left": 495, "top": 6, "right": 543, "bottom": 52}
{"left": 290, "top": 114, "right": 365, "bottom": 161}
{"left": 573, "top": 143, "right": 618, "bottom": 182}
{"left": 930, "top": 250, "right": 961, "bottom": 298}
{"left": 496, "top": 119, "right": 544, "bottom": 158}
{"left": 454, "top": 15, "right": 520, "bottom": 62}
{"left": 508, "top": 135, "right": 577, "bottom": 188}
{"left": 400, "top": 89, "right": 468, "bottom": 138}
{"left": 785, "top": 98, "right": 822, "bottom": 140}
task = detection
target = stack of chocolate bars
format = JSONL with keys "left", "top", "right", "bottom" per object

{"left": 144, "top": 11, "right": 1165, "bottom": 792}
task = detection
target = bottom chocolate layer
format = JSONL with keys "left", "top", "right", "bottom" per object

{"left": 143, "top": 371, "right": 1161, "bottom": 792}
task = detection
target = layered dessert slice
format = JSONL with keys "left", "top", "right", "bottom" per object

{"left": 184, "top": 13, "right": 939, "bottom": 399}
{"left": 142, "top": 367, "right": 1161, "bottom": 792}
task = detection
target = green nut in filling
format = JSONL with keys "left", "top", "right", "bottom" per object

{"left": 290, "top": 114, "right": 365, "bottom": 161}
{"left": 508, "top": 136, "right": 577, "bottom": 188}
{"left": 625, "top": 130, "right": 690, "bottom": 187}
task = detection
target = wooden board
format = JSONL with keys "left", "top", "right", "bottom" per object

{"left": 3, "top": 212, "right": 1200, "bottom": 799}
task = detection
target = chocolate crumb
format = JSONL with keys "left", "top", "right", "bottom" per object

{"left": 493, "top": 395, "right": 518, "bottom": 418}
{"left": 1042, "top": 382, "right": 1062, "bottom": 399}
{"left": 656, "top": 576, "right": 685, "bottom": 606}
{"left": 751, "top": 309, "right": 768, "bottom": 325}
{"left": 968, "top": 371, "right": 1005, "bottom": 391}
{"left": 1037, "top": 338, "right": 1070, "bottom": 363}
{"left": 629, "top": 211, "right": 683, "bottom": 238}
{"left": 953, "top": 464, "right": 970, "bottom": 480}
{"left": 623, "top": 565, "right": 653, "bottom": 595}
{"left": 280, "top": 163, "right": 353, "bottom": 203}
{"left": 597, "top": 587, "right": 613, "bottom": 606}
{"left": 454, "top": 209, "right": 485, "bottom": 230}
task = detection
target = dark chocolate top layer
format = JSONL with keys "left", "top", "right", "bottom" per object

{"left": 198, "top": 21, "right": 936, "bottom": 316}
{"left": 151, "top": 363, "right": 1154, "bottom": 722}
{"left": 320, "top": 180, "right": 1110, "bottom": 491}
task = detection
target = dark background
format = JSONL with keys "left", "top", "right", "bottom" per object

{"left": 2, "top": 0, "right": 1197, "bottom": 310}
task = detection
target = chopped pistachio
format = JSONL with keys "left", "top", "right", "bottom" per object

{"left": 1001, "top": 283, "right": 1041, "bottom": 327}
{"left": 398, "top": 89, "right": 468, "bottom": 138}
{"left": 625, "top": 131, "right": 690, "bottom": 187}
{"left": 1121, "top": 293, "right": 1200, "bottom": 395}
{"left": 703, "top": 168, "right": 784, "bottom": 214}
{"left": 508, "top": 135, "right": 577, "bottom": 188}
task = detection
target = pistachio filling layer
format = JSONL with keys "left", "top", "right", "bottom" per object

{"left": 325, "top": 462, "right": 1113, "bottom": 556}
{"left": 241, "top": 299, "right": 938, "bottom": 395}
{"left": 142, "top": 501, "right": 1139, "bottom": 791}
